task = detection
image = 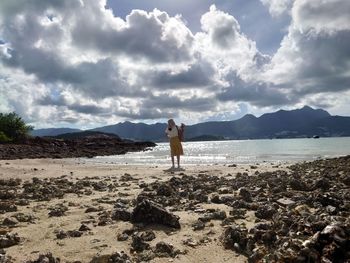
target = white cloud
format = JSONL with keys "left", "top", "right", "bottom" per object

{"left": 0, "top": 0, "right": 349, "bottom": 128}
{"left": 260, "top": 0, "right": 294, "bottom": 17}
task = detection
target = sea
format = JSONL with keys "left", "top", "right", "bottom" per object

{"left": 83, "top": 137, "right": 350, "bottom": 166}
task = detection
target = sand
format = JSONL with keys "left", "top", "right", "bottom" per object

{"left": 0, "top": 158, "right": 289, "bottom": 262}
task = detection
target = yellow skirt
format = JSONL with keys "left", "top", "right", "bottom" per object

{"left": 170, "top": 137, "right": 184, "bottom": 156}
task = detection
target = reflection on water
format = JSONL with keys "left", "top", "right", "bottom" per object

{"left": 84, "top": 137, "right": 350, "bottom": 165}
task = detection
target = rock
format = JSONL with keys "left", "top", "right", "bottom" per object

{"left": 294, "top": 205, "right": 311, "bottom": 216}
{"left": 79, "top": 224, "right": 91, "bottom": 232}
{"left": 154, "top": 241, "right": 177, "bottom": 257}
{"left": 136, "top": 250, "right": 155, "bottom": 262}
{"left": 93, "top": 181, "right": 108, "bottom": 191}
{"left": 2, "top": 217, "right": 19, "bottom": 226}
{"left": 13, "top": 213, "right": 35, "bottom": 223}
{"left": 210, "top": 194, "right": 221, "bottom": 204}
{"left": 314, "top": 178, "right": 331, "bottom": 191}
{"left": 156, "top": 183, "right": 175, "bottom": 197}
{"left": 24, "top": 252, "right": 60, "bottom": 263}
{"left": 255, "top": 205, "right": 277, "bottom": 220}
{"left": 55, "top": 230, "right": 83, "bottom": 239}
{"left": 289, "top": 179, "right": 310, "bottom": 191}
{"left": 55, "top": 230, "right": 68, "bottom": 239}
{"left": 90, "top": 251, "right": 132, "bottom": 263}
{"left": 48, "top": 205, "right": 68, "bottom": 217}
{"left": 0, "top": 233, "right": 20, "bottom": 248}
{"left": 131, "top": 199, "right": 180, "bottom": 229}
{"left": 117, "top": 233, "right": 129, "bottom": 241}
{"left": 85, "top": 206, "right": 103, "bottom": 213}
{"left": 221, "top": 225, "right": 249, "bottom": 253}
{"left": 192, "top": 220, "right": 205, "bottom": 231}
{"left": 112, "top": 209, "right": 132, "bottom": 222}
{"left": 239, "top": 188, "right": 252, "bottom": 202}
{"left": 0, "top": 202, "right": 17, "bottom": 213}
{"left": 140, "top": 231, "right": 156, "bottom": 242}
{"left": 131, "top": 234, "right": 150, "bottom": 252}
{"left": 276, "top": 198, "right": 296, "bottom": 207}
{"left": 183, "top": 238, "right": 199, "bottom": 247}
{"left": 199, "top": 210, "right": 226, "bottom": 222}
{"left": 300, "top": 224, "right": 350, "bottom": 262}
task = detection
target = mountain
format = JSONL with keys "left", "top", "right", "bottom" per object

{"left": 31, "top": 106, "right": 350, "bottom": 141}
{"left": 53, "top": 131, "right": 121, "bottom": 140}
{"left": 31, "top": 128, "right": 81, "bottom": 137}
{"left": 91, "top": 121, "right": 168, "bottom": 141}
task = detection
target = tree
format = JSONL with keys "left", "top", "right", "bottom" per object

{"left": 0, "top": 112, "right": 33, "bottom": 142}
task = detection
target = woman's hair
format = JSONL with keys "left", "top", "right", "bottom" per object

{"left": 168, "top": 119, "right": 175, "bottom": 127}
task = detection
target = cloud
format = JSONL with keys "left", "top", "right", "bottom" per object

{"left": 0, "top": 0, "right": 349, "bottom": 128}
{"left": 260, "top": 0, "right": 294, "bottom": 17}
{"left": 262, "top": 0, "right": 350, "bottom": 98}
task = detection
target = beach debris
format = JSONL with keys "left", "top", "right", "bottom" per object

{"left": 79, "top": 224, "right": 91, "bottom": 232}
{"left": 24, "top": 253, "right": 60, "bottom": 263}
{"left": 239, "top": 187, "right": 252, "bottom": 202}
{"left": 2, "top": 217, "right": 18, "bottom": 226}
{"left": 131, "top": 199, "right": 180, "bottom": 229}
{"left": 48, "top": 204, "right": 68, "bottom": 217}
{"left": 130, "top": 234, "right": 150, "bottom": 252}
{"left": 112, "top": 208, "right": 132, "bottom": 222}
{"left": 154, "top": 241, "right": 179, "bottom": 258}
{"left": 55, "top": 229, "right": 83, "bottom": 239}
{"left": 192, "top": 220, "right": 205, "bottom": 231}
{"left": 255, "top": 205, "right": 277, "bottom": 220}
{"left": 140, "top": 231, "right": 156, "bottom": 242}
{"left": 0, "top": 202, "right": 17, "bottom": 213}
{"left": 276, "top": 198, "right": 295, "bottom": 207}
{"left": 117, "top": 233, "right": 129, "bottom": 241}
{"left": 0, "top": 233, "right": 20, "bottom": 248}
{"left": 90, "top": 251, "right": 132, "bottom": 263}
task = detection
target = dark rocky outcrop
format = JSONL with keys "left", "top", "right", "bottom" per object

{"left": 0, "top": 135, "right": 156, "bottom": 160}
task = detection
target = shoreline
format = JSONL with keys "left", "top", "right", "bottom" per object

{"left": 0, "top": 156, "right": 349, "bottom": 262}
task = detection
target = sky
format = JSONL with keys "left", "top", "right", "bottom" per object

{"left": 0, "top": 0, "right": 350, "bottom": 129}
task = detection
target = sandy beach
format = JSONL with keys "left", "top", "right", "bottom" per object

{"left": 0, "top": 157, "right": 349, "bottom": 262}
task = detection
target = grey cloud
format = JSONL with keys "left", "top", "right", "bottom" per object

{"left": 38, "top": 94, "right": 111, "bottom": 115}
{"left": 294, "top": 32, "right": 350, "bottom": 94}
{"left": 68, "top": 103, "right": 110, "bottom": 115}
{"left": 144, "top": 59, "right": 216, "bottom": 89}
{"left": 117, "top": 107, "right": 178, "bottom": 120}
{"left": 217, "top": 73, "right": 296, "bottom": 107}
{"left": 71, "top": 8, "right": 194, "bottom": 63}
{"left": 143, "top": 94, "right": 217, "bottom": 112}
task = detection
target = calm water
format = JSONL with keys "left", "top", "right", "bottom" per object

{"left": 85, "top": 137, "right": 350, "bottom": 165}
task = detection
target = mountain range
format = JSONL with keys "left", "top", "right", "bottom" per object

{"left": 32, "top": 106, "right": 350, "bottom": 141}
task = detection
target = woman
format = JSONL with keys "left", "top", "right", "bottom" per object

{"left": 165, "top": 119, "right": 184, "bottom": 170}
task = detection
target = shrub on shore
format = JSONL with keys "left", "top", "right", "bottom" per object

{"left": 0, "top": 112, "right": 33, "bottom": 142}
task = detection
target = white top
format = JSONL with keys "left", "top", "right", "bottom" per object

{"left": 165, "top": 126, "right": 179, "bottom": 138}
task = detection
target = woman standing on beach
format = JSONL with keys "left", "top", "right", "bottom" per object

{"left": 165, "top": 119, "right": 184, "bottom": 170}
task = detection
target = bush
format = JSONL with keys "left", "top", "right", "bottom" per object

{"left": 0, "top": 112, "right": 33, "bottom": 142}
{"left": 0, "top": 131, "right": 11, "bottom": 143}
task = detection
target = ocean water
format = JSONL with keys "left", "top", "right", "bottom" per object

{"left": 85, "top": 137, "right": 350, "bottom": 165}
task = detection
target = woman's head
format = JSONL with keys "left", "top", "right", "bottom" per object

{"left": 168, "top": 119, "right": 175, "bottom": 127}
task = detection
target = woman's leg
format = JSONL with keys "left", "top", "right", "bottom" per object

{"left": 176, "top": 155, "right": 180, "bottom": 168}
{"left": 171, "top": 155, "right": 175, "bottom": 168}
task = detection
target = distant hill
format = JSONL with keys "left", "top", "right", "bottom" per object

{"left": 31, "top": 128, "right": 81, "bottom": 137}
{"left": 52, "top": 131, "right": 121, "bottom": 140}
{"left": 91, "top": 122, "right": 168, "bottom": 141}
{"left": 31, "top": 106, "right": 350, "bottom": 141}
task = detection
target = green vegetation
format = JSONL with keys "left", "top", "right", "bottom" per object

{"left": 0, "top": 112, "right": 33, "bottom": 142}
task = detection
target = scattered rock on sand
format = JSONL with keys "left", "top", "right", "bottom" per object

{"left": 0, "top": 233, "right": 20, "bottom": 248}
{"left": 131, "top": 199, "right": 180, "bottom": 229}
{"left": 25, "top": 253, "right": 60, "bottom": 263}
{"left": 90, "top": 251, "right": 132, "bottom": 263}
